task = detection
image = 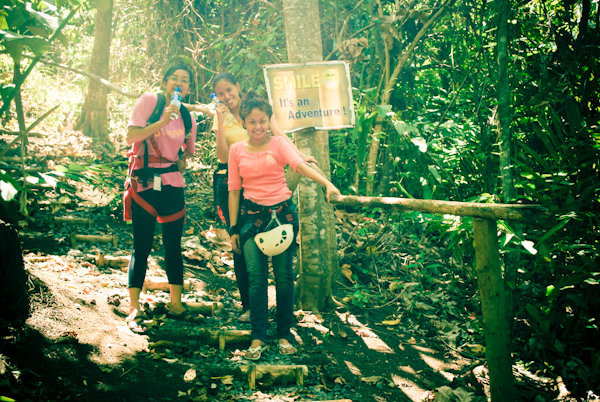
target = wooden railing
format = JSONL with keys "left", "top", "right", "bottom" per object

{"left": 329, "top": 194, "right": 549, "bottom": 401}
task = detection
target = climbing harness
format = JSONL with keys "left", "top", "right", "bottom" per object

{"left": 123, "top": 93, "right": 192, "bottom": 222}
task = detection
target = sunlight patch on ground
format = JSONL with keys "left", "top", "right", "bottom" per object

{"left": 419, "top": 352, "right": 456, "bottom": 382}
{"left": 360, "top": 334, "right": 394, "bottom": 353}
{"left": 335, "top": 311, "right": 394, "bottom": 354}
{"left": 296, "top": 312, "right": 331, "bottom": 335}
{"left": 291, "top": 328, "right": 303, "bottom": 346}
{"left": 411, "top": 345, "right": 436, "bottom": 354}
{"left": 398, "top": 365, "right": 417, "bottom": 375}
{"left": 344, "top": 360, "right": 362, "bottom": 376}
{"left": 391, "top": 374, "right": 428, "bottom": 401}
{"left": 419, "top": 353, "right": 451, "bottom": 374}
{"left": 413, "top": 346, "right": 459, "bottom": 382}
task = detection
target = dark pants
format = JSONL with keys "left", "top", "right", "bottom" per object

{"left": 128, "top": 186, "right": 185, "bottom": 289}
{"left": 214, "top": 164, "right": 249, "bottom": 310}
{"left": 242, "top": 237, "right": 296, "bottom": 343}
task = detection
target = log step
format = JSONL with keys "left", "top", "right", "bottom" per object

{"left": 240, "top": 364, "right": 308, "bottom": 389}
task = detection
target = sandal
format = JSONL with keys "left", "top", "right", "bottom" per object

{"left": 245, "top": 344, "right": 269, "bottom": 361}
{"left": 278, "top": 341, "right": 297, "bottom": 356}
{"left": 126, "top": 310, "right": 147, "bottom": 334}
{"left": 166, "top": 308, "right": 203, "bottom": 322}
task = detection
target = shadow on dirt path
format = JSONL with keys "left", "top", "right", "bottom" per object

{"left": 1, "top": 229, "right": 476, "bottom": 401}
{"left": 0, "top": 149, "right": 479, "bottom": 401}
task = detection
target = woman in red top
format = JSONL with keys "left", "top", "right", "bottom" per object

{"left": 227, "top": 94, "right": 340, "bottom": 360}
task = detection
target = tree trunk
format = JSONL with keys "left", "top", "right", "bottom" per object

{"left": 76, "top": 0, "right": 113, "bottom": 144}
{"left": 473, "top": 218, "right": 515, "bottom": 400}
{"left": 365, "top": 122, "right": 382, "bottom": 194}
{"left": 496, "top": 0, "right": 519, "bottom": 345}
{"left": 282, "top": 0, "right": 339, "bottom": 312}
{"left": 375, "top": 150, "right": 393, "bottom": 196}
{"left": 13, "top": 61, "right": 29, "bottom": 217}
{"left": 497, "top": 0, "right": 512, "bottom": 202}
{"left": 364, "top": 0, "right": 454, "bottom": 195}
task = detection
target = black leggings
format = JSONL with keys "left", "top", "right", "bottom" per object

{"left": 128, "top": 186, "right": 185, "bottom": 289}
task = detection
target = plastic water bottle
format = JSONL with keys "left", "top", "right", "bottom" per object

{"left": 170, "top": 87, "right": 181, "bottom": 119}
{"left": 207, "top": 93, "right": 219, "bottom": 111}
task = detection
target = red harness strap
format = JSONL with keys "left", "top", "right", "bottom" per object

{"left": 124, "top": 177, "right": 186, "bottom": 223}
{"left": 123, "top": 144, "right": 185, "bottom": 223}
{"left": 130, "top": 184, "right": 186, "bottom": 223}
{"left": 126, "top": 149, "right": 173, "bottom": 164}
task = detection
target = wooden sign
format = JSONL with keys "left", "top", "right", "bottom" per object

{"left": 264, "top": 61, "right": 355, "bottom": 133}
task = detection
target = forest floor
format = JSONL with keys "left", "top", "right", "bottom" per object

{"left": 0, "top": 129, "right": 566, "bottom": 401}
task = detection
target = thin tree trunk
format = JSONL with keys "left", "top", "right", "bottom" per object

{"left": 282, "top": 0, "right": 339, "bottom": 312}
{"left": 13, "top": 62, "right": 29, "bottom": 217}
{"left": 23, "top": 55, "right": 138, "bottom": 98}
{"left": 364, "top": 0, "right": 454, "bottom": 194}
{"left": 473, "top": 218, "right": 515, "bottom": 400}
{"left": 496, "top": 0, "right": 519, "bottom": 363}
{"left": 365, "top": 123, "right": 382, "bottom": 194}
{"left": 76, "top": 0, "right": 113, "bottom": 144}
{"left": 497, "top": 0, "right": 512, "bottom": 201}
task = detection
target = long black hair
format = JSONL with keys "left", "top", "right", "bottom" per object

{"left": 239, "top": 91, "right": 272, "bottom": 121}
{"left": 212, "top": 72, "right": 238, "bottom": 89}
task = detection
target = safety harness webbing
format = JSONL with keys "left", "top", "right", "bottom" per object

{"left": 123, "top": 93, "right": 191, "bottom": 222}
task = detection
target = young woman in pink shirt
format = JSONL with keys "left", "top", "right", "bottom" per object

{"left": 124, "top": 63, "right": 197, "bottom": 332}
{"left": 227, "top": 94, "right": 340, "bottom": 360}
{"left": 203, "top": 73, "right": 316, "bottom": 323}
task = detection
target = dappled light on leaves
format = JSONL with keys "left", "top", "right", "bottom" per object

{"left": 391, "top": 374, "right": 428, "bottom": 401}
{"left": 344, "top": 360, "right": 362, "bottom": 376}
{"left": 336, "top": 311, "right": 394, "bottom": 354}
{"left": 297, "top": 312, "right": 330, "bottom": 335}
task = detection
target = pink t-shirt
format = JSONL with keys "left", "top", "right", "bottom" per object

{"left": 228, "top": 135, "right": 304, "bottom": 206}
{"left": 128, "top": 92, "right": 197, "bottom": 191}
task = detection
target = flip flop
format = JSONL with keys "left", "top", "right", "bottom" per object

{"left": 238, "top": 310, "right": 250, "bottom": 322}
{"left": 278, "top": 342, "right": 297, "bottom": 356}
{"left": 166, "top": 309, "right": 203, "bottom": 322}
{"left": 245, "top": 344, "right": 269, "bottom": 361}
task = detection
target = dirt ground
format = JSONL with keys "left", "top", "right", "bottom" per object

{"left": 0, "top": 131, "right": 482, "bottom": 401}
{"left": 2, "top": 220, "right": 475, "bottom": 401}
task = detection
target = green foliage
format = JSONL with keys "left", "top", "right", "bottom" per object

{"left": 323, "top": 0, "right": 599, "bottom": 395}
{"left": 0, "top": 1, "right": 82, "bottom": 64}
{"left": 118, "top": 0, "right": 288, "bottom": 103}
{"left": 0, "top": 0, "right": 598, "bottom": 396}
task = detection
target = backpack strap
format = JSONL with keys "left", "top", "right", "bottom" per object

{"left": 148, "top": 93, "right": 166, "bottom": 125}
{"left": 140, "top": 93, "right": 168, "bottom": 187}
{"left": 180, "top": 105, "right": 192, "bottom": 139}
{"left": 178, "top": 105, "right": 193, "bottom": 161}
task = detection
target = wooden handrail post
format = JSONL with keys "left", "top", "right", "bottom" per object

{"left": 473, "top": 218, "right": 515, "bottom": 400}
{"left": 326, "top": 194, "right": 545, "bottom": 397}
